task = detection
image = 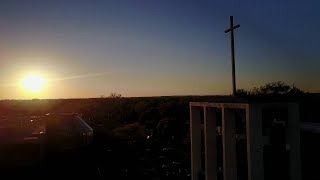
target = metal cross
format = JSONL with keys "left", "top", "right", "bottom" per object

{"left": 225, "top": 16, "right": 240, "bottom": 96}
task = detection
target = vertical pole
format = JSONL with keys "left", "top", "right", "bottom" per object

{"left": 230, "top": 16, "right": 237, "bottom": 96}
{"left": 191, "top": 105, "right": 202, "bottom": 180}
{"left": 204, "top": 107, "right": 218, "bottom": 180}
{"left": 247, "top": 104, "right": 264, "bottom": 180}
{"left": 287, "top": 103, "right": 301, "bottom": 180}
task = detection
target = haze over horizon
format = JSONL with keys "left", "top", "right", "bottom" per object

{"left": 0, "top": 0, "right": 319, "bottom": 99}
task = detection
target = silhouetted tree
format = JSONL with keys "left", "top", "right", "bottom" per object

{"left": 236, "top": 88, "right": 251, "bottom": 96}
{"left": 237, "top": 81, "right": 305, "bottom": 96}
{"left": 109, "top": 92, "right": 122, "bottom": 98}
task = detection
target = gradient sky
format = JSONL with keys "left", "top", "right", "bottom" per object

{"left": 0, "top": 0, "right": 319, "bottom": 99}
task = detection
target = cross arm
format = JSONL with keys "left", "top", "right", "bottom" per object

{"left": 224, "top": 24, "right": 240, "bottom": 33}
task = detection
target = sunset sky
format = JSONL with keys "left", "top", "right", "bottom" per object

{"left": 0, "top": 0, "right": 319, "bottom": 99}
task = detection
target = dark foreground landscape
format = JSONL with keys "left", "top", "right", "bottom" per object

{"left": 0, "top": 94, "right": 319, "bottom": 180}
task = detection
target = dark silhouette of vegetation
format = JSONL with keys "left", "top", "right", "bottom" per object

{"left": 237, "top": 81, "right": 305, "bottom": 96}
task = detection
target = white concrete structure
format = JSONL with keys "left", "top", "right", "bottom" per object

{"left": 190, "top": 102, "right": 300, "bottom": 180}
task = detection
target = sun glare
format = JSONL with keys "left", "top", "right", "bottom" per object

{"left": 21, "top": 74, "right": 47, "bottom": 93}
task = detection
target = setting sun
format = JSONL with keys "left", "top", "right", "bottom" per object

{"left": 21, "top": 74, "right": 47, "bottom": 93}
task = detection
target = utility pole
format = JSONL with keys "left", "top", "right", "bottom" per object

{"left": 224, "top": 16, "right": 240, "bottom": 96}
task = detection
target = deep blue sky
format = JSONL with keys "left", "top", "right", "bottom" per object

{"left": 0, "top": 0, "right": 319, "bottom": 99}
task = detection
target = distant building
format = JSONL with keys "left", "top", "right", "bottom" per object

{"left": 45, "top": 113, "right": 93, "bottom": 151}
{"left": 0, "top": 113, "right": 93, "bottom": 167}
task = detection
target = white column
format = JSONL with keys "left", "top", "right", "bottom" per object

{"left": 204, "top": 107, "right": 217, "bottom": 180}
{"left": 287, "top": 103, "right": 301, "bottom": 180}
{"left": 191, "top": 105, "right": 202, "bottom": 180}
{"left": 222, "top": 108, "right": 237, "bottom": 180}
